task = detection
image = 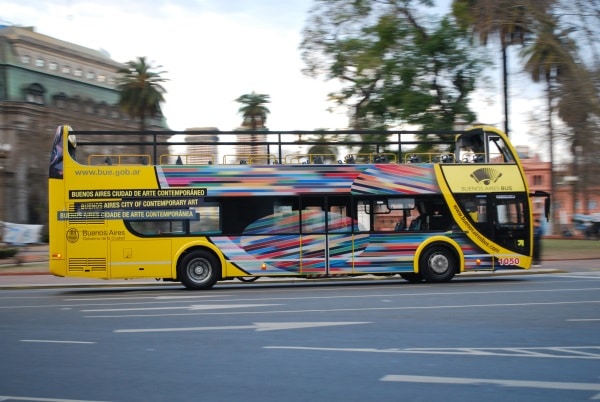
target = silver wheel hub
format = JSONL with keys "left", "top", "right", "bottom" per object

{"left": 429, "top": 253, "right": 449, "bottom": 274}
{"left": 189, "top": 259, "right": 209, "bottom": 281}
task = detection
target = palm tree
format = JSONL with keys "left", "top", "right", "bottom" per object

{"left": 452, "top": 0, "right": 555, "bottom": 135}
{"left": 116, "top": 57, "right": 168, "bottom": 162}
{"left": 521, "top": 17, "right": 577, "bottom": 233}
{"left": 236, "top": 91, "right": 270, "bottom": 129}
{"left": 235, "top": 92, "right": 271, "bottom": 162}
{"left": 117, "top": 56, "right": 168, "bottom": 130}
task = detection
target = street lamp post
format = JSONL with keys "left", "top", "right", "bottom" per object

{"left": 0, "top": 143, "right": 12, "bottom": 243}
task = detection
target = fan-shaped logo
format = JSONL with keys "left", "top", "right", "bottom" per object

{"left": 66, "top": 228, "right": 79, "bottom": 243}
{"left": 470, "top": 168, "right": 502, "bottom": 185}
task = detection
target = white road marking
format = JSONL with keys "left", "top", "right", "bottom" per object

{"left": 82, "top": 303, "right": 281, "bottom": 312}
{"left": 66, "top": 294, "right": 229, "bottom": 301}
{"left": 263, "top": 345, "right": 600, "bottom": 359}
{"left": 20, "top": 340, "right": 95, "bottom": 344}
{"left": 569, "top": 318, "right": 600, "bottom": 322}
{"left": 4, "top": 287, "right": 600, "bottom": 311}
{"left": 188, "top": 304, "right": 283, "bottom": 310}
{"left": 115, "top": 321, "right": 370, "bottom": 333}
{"left": 557, "top": 275, "right": 600, "bottom": 280}
{"left": 85, "top": 299, "right": 600, "bottom": 318}
{"left": 0, "top": 396, "right": 110, "bottom": 402}
{"left": 380, "top": 374, "right": 600, "bottom": 398}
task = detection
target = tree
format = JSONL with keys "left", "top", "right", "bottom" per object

{"left": 301, "top": 0, "right": 482, "bottom": 135}
{"left": 235, "top": 91, "right": 271, "bottom": 130}
{"left": 116, "top": 57, "right": 168, "bottom": 163}
{"left": 521, "top": 15, "right": 578, "bottom": 233}
{"left": 553, "top": 0, "right": 600, "bottom": 200}
{"left": 452, "top": 0, "right": 556, "bottom": 135}
{"left": 116, "top": 56, "right": 168, "bottom": 131}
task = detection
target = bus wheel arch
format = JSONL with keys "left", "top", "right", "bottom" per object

{"left": 177, "top": 247, "right": 221, "bottom": 290}
{"left": 417, "top": 241, "right": 461, "bottom": 283}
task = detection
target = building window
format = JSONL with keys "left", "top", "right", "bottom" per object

{"left": 24, "top": 83, "right": 46, "bottom": 105}
{"left": 86, "top": 71, "right": 95, "bottom": 80}
{"left": 62, "top": 65, "right": 71, "bottom": 74}
{"left": 21, "top": 55, "right": 30, "bottom": 64}
{"left": 35, "top": 58, "right": 45, "bottom": 67}
{"left": 97, "top": 74, "right": 106, "bottom": 83}
{"left": 74, "top": 68, "right": 83, "bottom": 77}
{"left": 533, "top": 175, "right": 543, "bottom": 186}
{"left": 49, "top": 62, "right": 58, "bottom": 71}
{"left": 53, "top": 93, "right": 68, "bottom": 108}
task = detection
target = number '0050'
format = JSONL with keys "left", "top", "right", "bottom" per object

{"left": 498, "top": 257, "right": 520, "bottom": 266}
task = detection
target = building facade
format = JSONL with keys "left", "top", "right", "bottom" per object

{"left": 0, "top": 25, "right": 167, "bottom": 231}
{"left": 519, "top": 146, "right": 600, "bottom": 236}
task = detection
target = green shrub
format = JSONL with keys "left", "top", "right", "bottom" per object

{"left": 0, "top": 247, "right": 18, "bottom": 259}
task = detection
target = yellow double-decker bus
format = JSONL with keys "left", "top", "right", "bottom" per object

{"left": 48, "top": 125, "right": 549, "bottom": 289}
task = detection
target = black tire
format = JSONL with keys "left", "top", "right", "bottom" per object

{"left": 178, "top": 249, "right": 220, "bottom": 290}
{"left": 400, "top": 272, "right": 424, "bottom": 283}
{"left": 419, "top": 245, "right": 457, "bottom": 283}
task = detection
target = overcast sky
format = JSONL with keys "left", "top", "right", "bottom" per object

{"left": 1, "top": 0, "right": 541, "bottom": 148}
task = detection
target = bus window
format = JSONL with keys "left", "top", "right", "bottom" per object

{"left": 457, "top": 130, "right": 485, "bottom": 163}
{"left": 457, "top": 195, "right": 488, "bottom": 224}
{"left": 488, "top": 134, "right": 515, "bottom": 163}
{"left": 428, "top": 200, "right": 452, "bottom": 230}
{"left": 129, "top": 220, "right": 186, "bottom": 236}
{"left": 189, "top": 203, "right": 221, "bottom": 234}
{"left": 355, "top": 199, "right": 371, "bottom": 232}
{"left": 328, "top": 196, "right": 353, "bottom": 233}
{"left": 496, "top": 194, "right": 526, "bottom": 225}
{"left": 300, "top": 197, "right": 325, "bottom": 234}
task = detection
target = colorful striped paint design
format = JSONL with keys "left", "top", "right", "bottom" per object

{"left": 157, "top": 164, "right": 439, "bottom": 195}
{"left": 212, "top": 231, "right": 489, "bottom": 275}
{"left": 210, "top": 206, "right": 489, "bottom": 275}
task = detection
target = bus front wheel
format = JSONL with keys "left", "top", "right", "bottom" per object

{"left": 178, "top": 250, "right": 220, "bottom": 290}
{"left": 420, "top": 246, "right": 456, "bottom": 283}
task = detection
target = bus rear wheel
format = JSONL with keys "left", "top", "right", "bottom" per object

{"left": 178, "top": 250, "right": 220, "bottom": 290}
{"left": 420, "top": 245, "right": 456, "bottom": 283}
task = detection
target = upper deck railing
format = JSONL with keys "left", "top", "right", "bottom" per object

{"left": 68, "top": 127, "right": 516, "bottom": 167}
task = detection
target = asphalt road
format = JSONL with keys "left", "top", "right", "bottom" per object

{"left": 1, "top": 268, "right": 599, "bottom": 402}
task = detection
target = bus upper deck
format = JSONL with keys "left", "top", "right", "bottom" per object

{"left": 61, "top": 126, "right": 517, "bottom": 168}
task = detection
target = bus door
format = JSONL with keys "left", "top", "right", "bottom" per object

{"left": 457, "top": 193, "right": 530, "bottom": 260}
{"left": 299, "top": 196, "right": 356, "bottom": 275}
{"left": 492, "top": 193, "right": 530, "bottom": 257}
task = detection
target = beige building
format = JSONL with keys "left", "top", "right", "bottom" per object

{"left": 0, "top": 25, "right": 168, "bottom": 230}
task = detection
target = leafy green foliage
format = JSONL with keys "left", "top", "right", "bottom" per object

{"left": 116, "top": 57, "right": 168, "bottom": 130}
{"left": 301, "top": 0, "right": 482, "bottom": 133}
{"left": 235, "top": 91, "right": 271, "bottom": 129}
{"left": 0, "top": 247, "right": 18, "bottom": 259}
